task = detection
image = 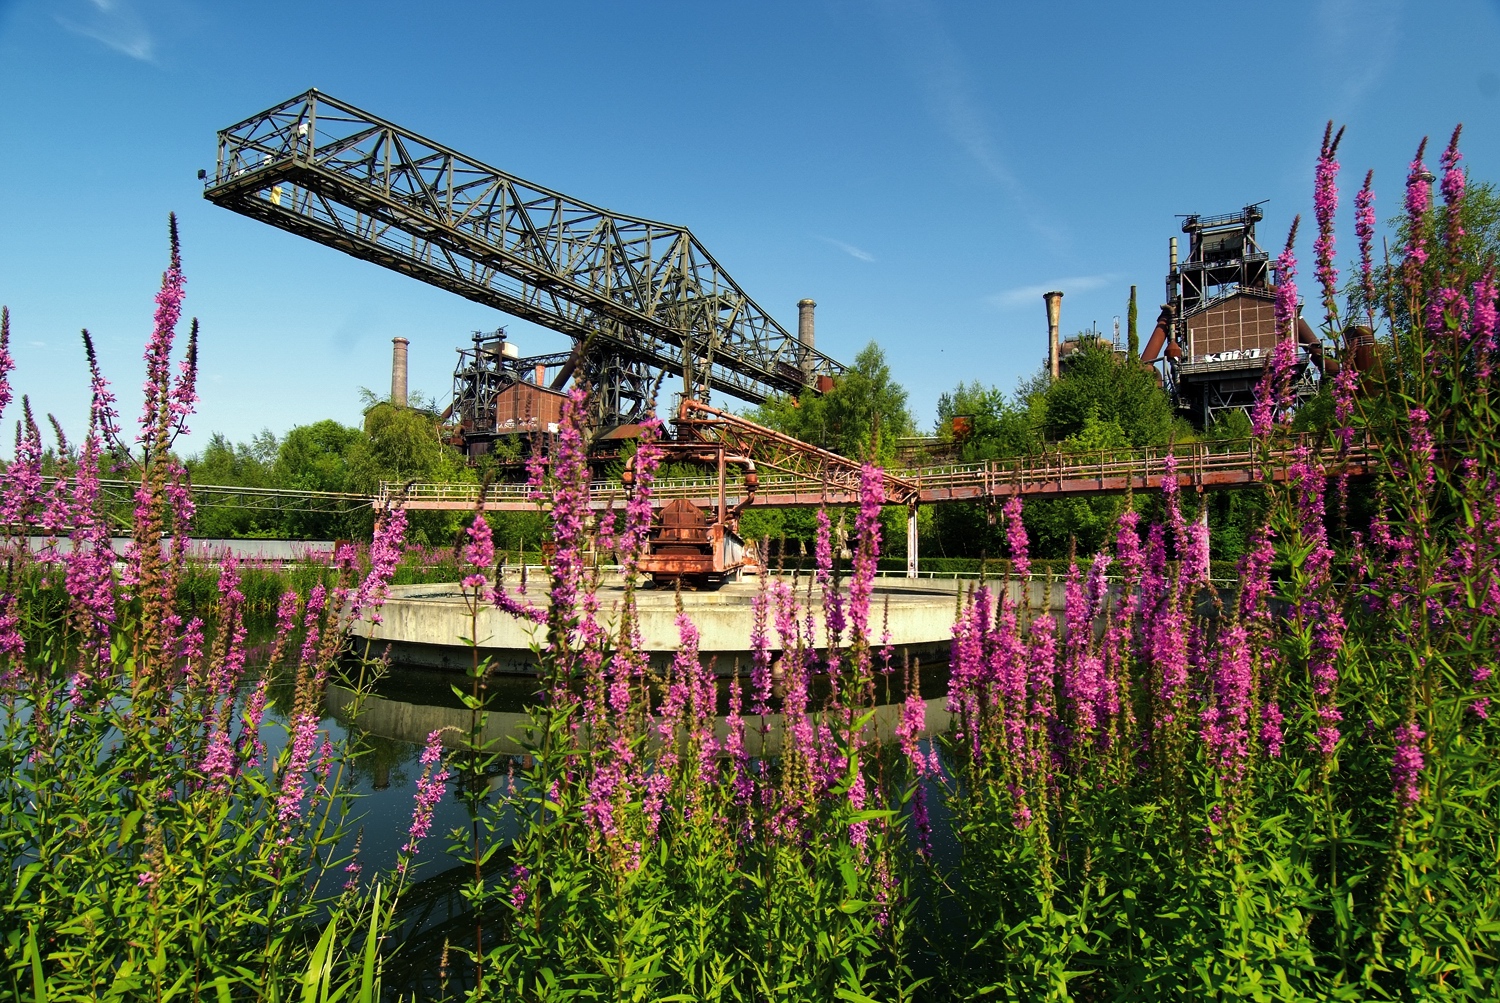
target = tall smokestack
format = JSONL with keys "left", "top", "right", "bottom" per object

{"left": 797, "top": 299, "right": 816, "bottom": 381}
{"left": 1043, "top": 290, "right": 1063, "bottom": 381}
{"left": 391, "top": 337, "right": 409, "bottom": 408}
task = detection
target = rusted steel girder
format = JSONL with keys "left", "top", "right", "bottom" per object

{"left": 672, "top": 399, "right": 919, "bottom": 505}
{"left": 384, "top": 437, "right": 1381, "bottom": 513}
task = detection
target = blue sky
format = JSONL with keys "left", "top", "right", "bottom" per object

{"left": 2, "top": 0, "right": 1499, "bottom": 454}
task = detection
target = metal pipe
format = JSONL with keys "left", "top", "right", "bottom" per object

{"left": 1296, "top": 315, "right": 1331, "bottom": 373}
{"left": 391, "top": 337, "right": 409, "bottom": 408}
{"left": 1043, "top": 290, "right": 1063, "bottom": 380}
{"left": 1141, "top": 305, "right": 1172, "bottom": 363}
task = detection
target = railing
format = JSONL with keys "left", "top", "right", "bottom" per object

{"left": 379, "top": 434, "right": 1385, "bottom": 511}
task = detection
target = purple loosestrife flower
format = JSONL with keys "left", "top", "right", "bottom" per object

{"left": 815, "top": 509, "right": 833, "bottom": 585}
{"left": 1472, "top": 271, "right": 1497, "bottom": 382}
{"left": 1314, "top": 122, "right": 1345, "bottom": 328}
{"left": 814, "top": 509, "right": 847, "bottom": 650}
{"left": 399, "top": 730, "right": 451, "bottom": 875}
{"left": 1062, "top": 564, "right": 1108, "bottom": 740}
{"left": 1356, "top": 170, "right": 1378, "bottom": 324}
{"left": 1115, "top": 510, "right": 1144, "bottom": 583}
{"left": 63, "top": 433, "right": 116, "bottom": 660}
{"left": 0, "top": 594, "right": 25, "bottom": 667}
{"left": 1314, "top": 705, "right": 1343, "bottom": 758}
{"left": 138, "top": 216, "right": 185, "bottom": 451}
{"left": 1024, "top": 614, "right": 1057, "bottom": 771}
{"left": 0, "top": 308, "right": 12, "bottom": 420}
{"left": 208, "top": 554, "right": 248, "bottom": 699}
{"left": 509, "top": 864, "right": 530, "bottom": 911}
{"left": 274, "top": 590, "right": 299, "bottom": 646}
{"left": 344, "top": 835, "right": 363, "bottom": 892}
{"left": 616, "top": 419, "right": 663, "bottom": 577}
{"left": 462, "top": 512, "right": 495, "bottom": 591}
{"left": 672, "top": 611, "right": 720, "bottom": 789}
{"left": 1238, "top": 524, "right": 1277, "bottom": 626}
{"left": 82, "top": 332, "right": 123, "bottom": 448}
{"left": 1151, "top": 599, "right": 1189, "bottom": 720}
{"left": 1201, "top": 624, "right": 1254, "bottom": 781}
{"left": 240, "top": 675, "right": 270, "bottom": 768}
{"left": 169, "top": 321, "right": 198, "bottom": 441}
{"left": 1405, "top": 138, "right": 1433, "bottom": 271}
{"left": 584, "top": 758, "right": 622, "bottom": 843}
{"left": 200, "top": 728, "right": 235, "bottom": 785}
{"left": 750, "top": 574, "right": 773, "bottom": 714}
{"left": 350, "top": 506, "right": 407, "bottom": 625}
{"left": 992, "top": 599, "right": 1029, "bottom": 757}
{"left": 1254, "top": 218, "right": 1302, "bottom": 438}
{"left": 725, "top": 666, "right": 751, "bottom": 806}
{"left": 299, "top": 585, "right": 327, "bottom": 668}
{"left": 849, "top": 464, "right": 885, "bottom": 647}
{"left": 276, "top": 712, "right": 320, "bottom": 825}
{"left": 1407, "top": 407, "right": 1437, "bottom": 494}
{"left": 911, "top": 782, "right": 934, "bottom": 856}
{"left": 1003, "top": 495, "right": 1030, "bottom": 580}
{"left": 489, "top": 578, "right": 546, "bottom": 625}
{"left": 947, "top": 586, "right": 991, "bottom": 752}
{"left": 1392, "top": 722, "right": 1425, "bottom": 805}
{"left": 896, "top": 670, "right": 931, "bottom": 775}
{"left": 1441, "top": 125, "right": 1465, "bottom": 253}
{"left": 1, "top": 400, "right": 43, "bottom": 529}
{"left": 1260, "top": 701, "right": 1285, "bottom": 758}
{"left": 847, "top": 768, "right": 869, "bottom": 852}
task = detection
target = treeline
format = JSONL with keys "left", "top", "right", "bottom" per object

{"left": 742, "top": 338, "right": 1268, "bottom": 562}
{"left": 185, "top": 399, "right": 544, "bottom": 549}
{"left": 182, "top": 340, "right": 1245, "bottom": 560}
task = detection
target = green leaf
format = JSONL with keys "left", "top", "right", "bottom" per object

{"left": 26, "top": 926, "right": 45, "bottom": 1003}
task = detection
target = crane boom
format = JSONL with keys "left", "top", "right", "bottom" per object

{"left": 203, "top": 90, "right": 844, "bottom": 418}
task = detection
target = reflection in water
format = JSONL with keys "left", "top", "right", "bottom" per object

{"left": 246, "top": 643, "right": 955, "bottom": 883}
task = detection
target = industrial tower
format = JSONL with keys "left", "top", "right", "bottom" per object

{"left": 1152, "top": 205, "right": 1317, "bottom": 427}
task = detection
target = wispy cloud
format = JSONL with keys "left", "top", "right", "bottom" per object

{"left": 877, "top": 0, "right": 1064, "bottom": 249}
{"left": 56, "top": 0, "right": 155, "bottom": 62}
{"left": 818, "top": 236, "right": 876, "bottom": 262}
{"left": 988, "top": 273, "right": 1119, "bottom": 310}
{"left": 1316, "top": 0, "right": 1402, "bottom": 120}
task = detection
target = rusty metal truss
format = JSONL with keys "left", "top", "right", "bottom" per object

{"left": 204, "top": 90, "right": 845, "bottom": 424}
{"left": 382, "top": 435, "right": 1383, "bottom": 513}
{"left": 672, "top": 399, "right": 919, "bottom": 505}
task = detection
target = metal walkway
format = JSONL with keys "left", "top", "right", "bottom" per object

{"left": 381, "top": 435, "right": 1378, "bottom": 512}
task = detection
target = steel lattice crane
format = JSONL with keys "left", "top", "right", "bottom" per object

{"left": 203, "top": 90, "right": 845, "bottom": 430}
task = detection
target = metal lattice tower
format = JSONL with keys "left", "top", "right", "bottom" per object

{"left": 203, "top": 90, "right": 845, "bottom": 427}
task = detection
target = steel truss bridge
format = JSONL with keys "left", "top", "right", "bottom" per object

{"left": 377, "top": 436, "right": 1378, "bottom": 514}
{"left": 204, "top": 90, "right": 844, "bottom": 426}
{"left": 31, "top": 441, "right": 1374, "bottom": 574}
{"left": 33, "top": 440, "right": 1377, "bottom": 529}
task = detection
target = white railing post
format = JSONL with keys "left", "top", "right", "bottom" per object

{"left": 906, "top": 503, "right": 919, "bottom": 579}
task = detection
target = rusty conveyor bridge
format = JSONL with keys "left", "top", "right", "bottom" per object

{"left": 378, "top": 434, "right": 1378, "bottom": 512}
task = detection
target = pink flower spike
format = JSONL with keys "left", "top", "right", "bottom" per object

{"left": 399, "top": 730, "right": 451, "bottom": 873}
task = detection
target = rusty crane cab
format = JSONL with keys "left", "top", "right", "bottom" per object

{"left": 625, "top": 440, "right": 760, "bottom": 589}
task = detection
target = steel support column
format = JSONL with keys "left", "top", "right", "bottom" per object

{"left": 907, "top": 503, "right": 919, "bottom": 578}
